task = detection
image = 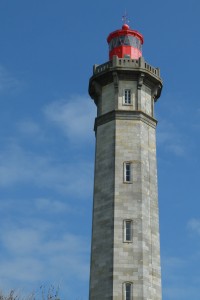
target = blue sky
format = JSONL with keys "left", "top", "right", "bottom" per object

{"left": 0, "top": 0, "right": 200, "bottom": 299}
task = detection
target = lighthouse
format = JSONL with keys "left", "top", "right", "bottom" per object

{"left": 89, "top": 22, "right": 163, "bottom": 300}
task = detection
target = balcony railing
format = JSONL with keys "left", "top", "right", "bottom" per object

{"left": 93, "top": 56, "right": 160, "bottom": 78}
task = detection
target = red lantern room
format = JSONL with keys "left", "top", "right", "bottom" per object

{"left": 107, "top": 23, "right": 144, "bottom": 60}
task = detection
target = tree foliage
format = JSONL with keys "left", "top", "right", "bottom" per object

{"left": 0, "top": 285, "right": 60, "bottom": 300}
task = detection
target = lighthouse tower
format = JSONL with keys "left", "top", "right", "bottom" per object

{"left": 89, "top": 22, "right": 163, "bottom": 300}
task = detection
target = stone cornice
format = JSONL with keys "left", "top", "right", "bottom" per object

{"left": 89, "top": 57, "right": 163, "bottom": 103}
{"left": 94, "top": 110, "right": 157, "bottom": 131}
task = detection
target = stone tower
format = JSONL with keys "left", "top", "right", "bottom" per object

{"left": 89, "top": 23, "right": 163, "bottom": 300}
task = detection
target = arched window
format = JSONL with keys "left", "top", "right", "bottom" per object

{"left": 124, "top": 220, "right": 133, "bottom": 242}
{"left": 124, "top": 162, "right": 132, "bottom": 183}
{"left": 123, "top": 282, "right": 133, "bottom": 300}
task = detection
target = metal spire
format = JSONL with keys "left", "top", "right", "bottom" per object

{"left": 122, "top": 10, "right": 130, "bottom": 24}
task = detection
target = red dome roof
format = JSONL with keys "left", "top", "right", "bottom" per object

{"left": 122, "top": 23, "right": 130, "bottom": 30}
{"left": 107, "top": 24, "right": 144, "bottom": 60}
{"left": 107, "top": 24, "right": 144, "bottom": 45}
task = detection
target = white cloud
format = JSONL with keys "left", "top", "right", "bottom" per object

{"left": 161, "top": 255, "right": 200, "bottom": 300}
{"left": 0, "top": 65, "right": 21, "bottom": 93}
{"left": 0, "top": 220, "right": 90, "bottom": 293}
{"left": 44, "top": 95, "right": 96, "bottom": 143}
{"left": 0, "top": 142, "right": 93, "bottom": 198}
{"left": 187, "top": 218, "right": 200, "bottom": 235}
{"left": 166, "top": 144, "right": 185, "bottom": 156}
{"left": 161, "top": 255, "right": 186, "bottom": 284}
{"left": 0, "top": 225, "right": 88, "bottom": 260}
{"left": 157, "top": 120, "right": 186, "bottom": 157}
{"left": 162, "top": 256, "right": 186, "bottom": 270}
{"left": 0, "top": 93, "right": 94, "bottom": 297}
{"left": 1, "top": 227, "right": 41, "bottom": 255}
{"left": 35, "top": 197, "right": 71, "bottom": 214}
{"left": 0, "top": 94, "right": 96, "bottom": 196}
{"left": 163, "top": 285, "right": 200, "bottom": 300}
{"left": 0, "top": 258, "right": 44, "bottom": 282}
{"left": 17, "top": 120, "right": 41, "bottom": 136}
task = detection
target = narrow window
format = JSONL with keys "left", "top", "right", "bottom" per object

{"left": 124, "top": 162, "right": 132, "bottom": 182}
{"left": 124, "top": 282, "right": 132, "bottom": 300}
{"left": 124, "top": 220, "right": 132, "bottom": 242}
{"left": 124, "top": 89, "right": 131, "bottom": 105}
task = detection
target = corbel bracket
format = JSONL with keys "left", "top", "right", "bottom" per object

{"left": 90, "top": 80, "right": 102, "bottom": 105}
{"left": 113, "top": 71, "right": 119, "bottom": 91}
{"left": 152, "top": 84, "right": 162, "bottom": 101}
{"left": 137, "top": 73, "right": 145, "bottom": 90}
